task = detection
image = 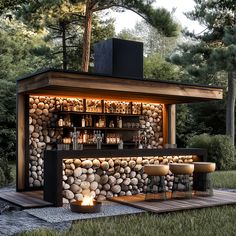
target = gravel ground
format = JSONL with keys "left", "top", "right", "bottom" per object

{"left": 25, "top": 201, "right": 145, "bottom": 223}
{"left": 0, "top": 186, "right": 72, "bottom": 235}
{"left": 0, "top": 186, "right": 144, "bottom": 235}
{"left": 0, "top": 210, "right": 72, "bottom": 236}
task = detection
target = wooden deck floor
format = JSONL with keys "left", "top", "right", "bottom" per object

{"left": 110, "top": 190, "right": 236, "bottom": 213}
{"left": 0, "top": 191, "right": 53, "bottom": 209}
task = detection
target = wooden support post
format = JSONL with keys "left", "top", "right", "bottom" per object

{"left": 168, "top": 104, "right": 176, "bottom": 145}
{"left": 162, "top": 104, "right": 169, "bottom": 145}
{"left": 16, "top": 93, "right": 29, "bottom": 191}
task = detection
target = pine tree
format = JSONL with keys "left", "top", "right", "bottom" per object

{"left": 171, "top": 0, "right": 236, "bottom": 144}
{"left": 80, "top": 0, "right": 178, "bottom": 71}
{"left": 16, "top": 0, "right": 116, "bottom": 70}
{"left": 0, "top": 0, "right": 27, "bottom": 13}
{"left": 118, "top": 20, "right": 181, "bottom": 57}
{"left": 15, "top": 0, "right": 178, "bottom": 72}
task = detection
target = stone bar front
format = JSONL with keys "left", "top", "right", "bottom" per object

{"left": 44, "top": 149, "right": 206, "bottom": 206}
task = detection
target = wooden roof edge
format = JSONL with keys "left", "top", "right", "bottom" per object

{"left": 17, "top": 68, "right": 224, "bottom": 91}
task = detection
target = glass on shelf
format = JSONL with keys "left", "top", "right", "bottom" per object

{"left": 116, "top": 134, "right": 121, "bottom": 144}
{"left": 62, "top": 137, "right": 72, "bottom": 150}
{"left": 106, "top": 133, "right": 117, "bottom": 144}
{"left": 86, "top": 99, "right": 102, "bottom": 113}
{"left": 64, "top": 115, "right": 71, "bottom": 127}
{"left": 126, "top": 122, "right": 131, "bottom": 128}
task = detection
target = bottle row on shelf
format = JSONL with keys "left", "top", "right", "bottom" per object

{"left": 57, "top": 129, "right": 129, "bottom": 151}
{"left": 56, "top": 115, "right": 139, "bottom": 129}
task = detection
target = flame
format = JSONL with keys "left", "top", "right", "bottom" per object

{"left": 81, "top": 196, "right": 94, "bottom": 206}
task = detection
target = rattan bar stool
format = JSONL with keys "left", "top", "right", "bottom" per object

{"left": 144, "top": 164, "right": 169, "bottom": 201}
{"left": 169, "top": 163, "right": 194, "bottom": 199}
{"left": 193, "top": 162, "right": 216, "bottom": 196}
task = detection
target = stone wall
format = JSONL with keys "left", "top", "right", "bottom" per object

{"left": 62, "top": 155, "right": 194, "bottom": 203}
{"left": 28, "top": 96, "right": 164, "bottom": 188}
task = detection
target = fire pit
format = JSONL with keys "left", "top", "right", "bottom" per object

{"left": 70, "top": 196, "right": 102, "bottom": 213}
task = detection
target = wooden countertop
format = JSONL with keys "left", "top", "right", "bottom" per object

{"left": 45, "top": 148, "right": 207, "bottom": 159}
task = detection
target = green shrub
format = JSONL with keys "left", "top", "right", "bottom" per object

{"left": 187, "top": 133, "right": 211, "bottom": 150}
{"left": 0, "top": 167, "right": 6, "bottom": 186}
{"left": 187, "top": 134, "right": 235, "bottom": 170}
{"left": 0, "top": 157, "right": 13, "bottom": 185}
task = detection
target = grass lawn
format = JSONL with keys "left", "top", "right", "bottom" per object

{"left": 18, "top": 205, "right": 236, "bottom": 236}
{"left": 212, "top": 170, "right": 236, "bottom": 189}
{"left": 16, "top": 170, "right": 236, "bottom": 236}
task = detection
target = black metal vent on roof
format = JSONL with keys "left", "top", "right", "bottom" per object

{"left": 94, "top": 38, "right": 143, "bottom": 79}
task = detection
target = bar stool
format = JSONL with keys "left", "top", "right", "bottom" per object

{"left": 169, "top": 163, "right": 194, "bottom": 199}
{"left": 193, "top": 162, "right": 216, "bottom": 196}
{"left": 144, "top": 164, "right": 169, "bottom": 201}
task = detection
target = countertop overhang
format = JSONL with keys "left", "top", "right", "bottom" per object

{"left": 45, "top": 148, "right": 207, "bottom": 159}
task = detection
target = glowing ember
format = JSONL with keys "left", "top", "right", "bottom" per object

{"left": 81, "top": 196, "right": 94, "bottom": 206}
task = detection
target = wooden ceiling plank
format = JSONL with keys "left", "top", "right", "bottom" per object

{"left": 17, "top": 70, "right": 223, "bottom": 104}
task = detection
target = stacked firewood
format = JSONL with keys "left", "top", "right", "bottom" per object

{"left": 139, "top": 104, "right": 163, "bottom": 149}
{"left": 62, "top": 156, "right": 194, "bottom": 203}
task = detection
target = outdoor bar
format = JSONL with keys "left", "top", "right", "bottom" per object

{"left": 16, "top": 39, "right": 223, "bottom": 207}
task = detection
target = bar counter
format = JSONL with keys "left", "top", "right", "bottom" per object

{"left": 44, "top": 148, "right": 206, "bottom": 206}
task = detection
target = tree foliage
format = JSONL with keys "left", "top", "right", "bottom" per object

{"left": 16, "top": 1, "right": 115, "bottom": 70}
{"left": 171, "top": 0, "right": 236, "bottom": 144}
{"left": 188, "top": 134, "right": 235, "bottom": 170}
{"left": 118, "top": 20, "right": 180, "bottom": 57}
{"left": 0, "top": 6, "right": 115, "bottom": 165}
{"left": 0, "top": 18, "right": 55, "bottom": 165}
{"left": 144, "top": 53, "right": 180, "bottom": 81}
{"left": 16, "top": 0, "right": 178, "bottom": 71}
{"left": 0, "top": 0, "right": 27, "bottom": 14}
{"left": 117, "top": 20, "right": 181, "bottom": 81}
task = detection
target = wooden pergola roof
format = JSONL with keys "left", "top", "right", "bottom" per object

{"left": 17, "top": 69, "right": 223, "bottom": 104}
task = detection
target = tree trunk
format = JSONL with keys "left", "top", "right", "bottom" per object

{"left": 62, "top": 22, "right": 67, "bottom": 70}
{"left": 81, "top": 0, "right": 92, "bottom": 72}
{"left": 226, "top": 71, "right": 236, "bottom": 145}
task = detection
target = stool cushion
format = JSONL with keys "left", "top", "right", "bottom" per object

{"left": 193, "top": 162, "right": 216, "bottom": 173}
{"left": 169, "top": 163, "right": 194, "bottom": 175}
{"left": 144, "top": 164, "right": 169, "bottom": 176}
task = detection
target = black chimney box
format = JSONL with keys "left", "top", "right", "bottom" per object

{"left": 94, "top": 38, "right": 143, "bottom": 79}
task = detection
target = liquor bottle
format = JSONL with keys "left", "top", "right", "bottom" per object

{"left": 118, "top": 117, "right": 122, "bottom": 128}
{"left": 98, "top": 116, "right": 102, "bottom": 127}
{"left": 109, "top": 120, "right": 114, "bottom": 128}
{"left": 81, "top": 116, "right": 85, "bottom": 127}
{"left": 85, "top": 115, "right": 89, "bottom": 127}
{"left": 89, "top": 115, "right": 92, "bottom": 127}
{"left": 101, "top": 116, "right": 106, "bottom": 127}
{"left": 118, "top": 138, "right": 123, "bottom": 149}
{"left": 58, "top": 116, "right": 64, "bottom": 127}
{"left": 116, "top": 116, "right": 120, "bottom": 128}
{"left": 83, "top": 130, "right": 88, "bottom": 143}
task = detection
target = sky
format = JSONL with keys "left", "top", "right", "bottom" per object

{"left": 112, "top": 0, "right": 205, "bottom": 34}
